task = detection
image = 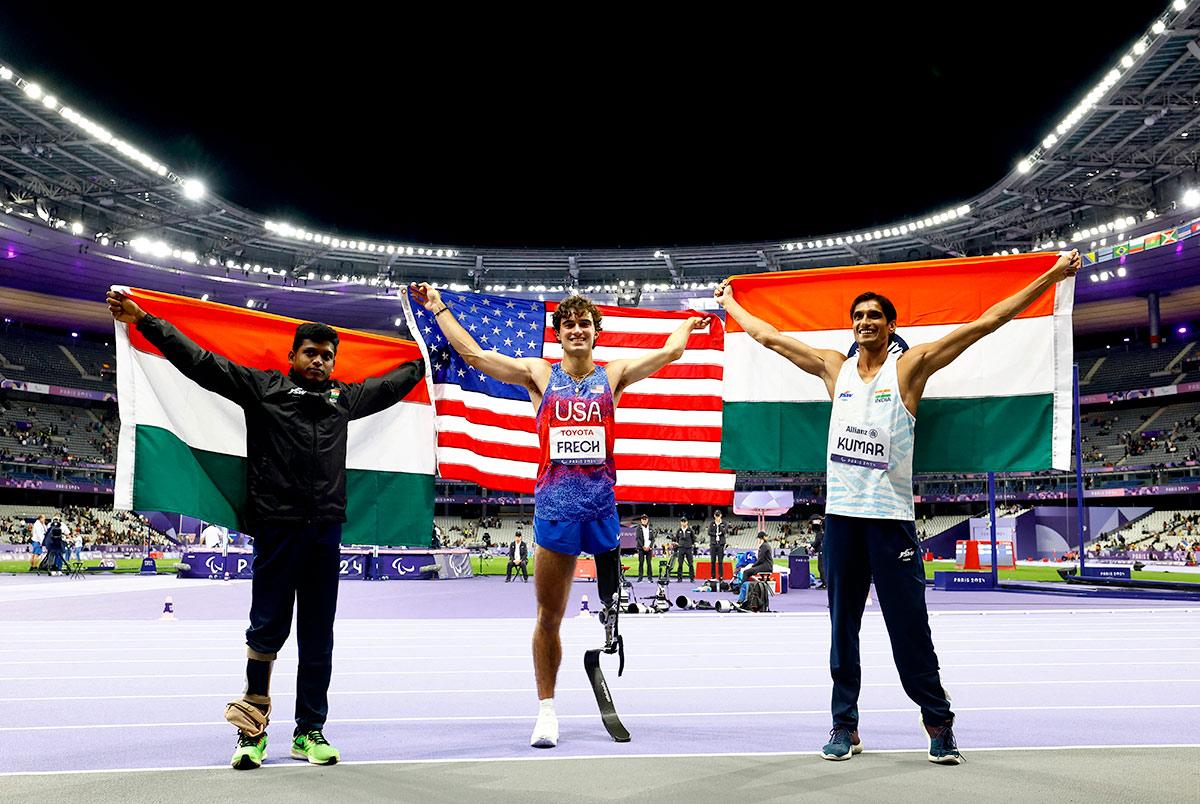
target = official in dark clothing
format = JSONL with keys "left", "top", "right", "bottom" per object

{"left": 507, "top": 532, "right": 529, "bottom": 582}
{"left": 744, "top": 531, "right": 774, "bottom": 578}
{"left": 673, "top": 515, "right": 696, "bottom": 582}
{"left": 635, "top": 513, "right": 655, "bottom": 581}
{"left": 737, "top": 531, "right": 775, "bottom": 604}
{"left": 107, "top": 290, "right": 424, "bottom": 769}
{"left": 708, "top": 510, "right": 728, "bottom": 583}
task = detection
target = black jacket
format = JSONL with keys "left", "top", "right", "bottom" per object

{"left": 635, "top": 524, "right": 654, "bottom": 550}
{"left": 708, "top": 520, "right": 727, "bottom": 549}
{"left": 745, "top": 542, "right": 774, "bottom": 577}
{"left": 137, "top": 315, "right": 424, "bottom": 527}
{"left": 675, "top": 527, "right": 696, "bottom": 551}
{"left": 508, "top": 541, "right": 528, "bottom": 562}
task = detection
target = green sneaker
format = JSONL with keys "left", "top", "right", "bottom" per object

{"left": 291, "top": 729, "right": 340, "bottom": 765}
{"left": 231, "top": 731, "right": 267, "bottom": 770}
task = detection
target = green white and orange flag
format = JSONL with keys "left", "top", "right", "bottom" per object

{"left": 720, "top": 254, "right": 1075, "bottom": 473}
{"left": 112, "top": 287, "right": 435, "bottom": 545}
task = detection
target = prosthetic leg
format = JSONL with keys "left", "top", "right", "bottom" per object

{"left": 585, "top": 548, "right": 631, "bottom": 742}
{"left": 226, "top": 649, "right": 274, "bottom": 769}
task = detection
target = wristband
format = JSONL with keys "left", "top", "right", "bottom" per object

{"left": 435, "top": 306, "right": 450, "bottom": 317}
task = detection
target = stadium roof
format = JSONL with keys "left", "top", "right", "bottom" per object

{"left": 3, "top": 0, "right": 1200, "bottom": 322}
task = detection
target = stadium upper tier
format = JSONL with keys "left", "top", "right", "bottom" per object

{"left": 1078, "top": 342, "right": 1196, "bottom": 393}
{"left": 4, "top": 2, "right": 1200, "bottom": 302}
{"left": 0, "top": 399, "right": 115, "bottom": 463}
{"left": 0, "top": 329, "right": 114, "bottom": 392}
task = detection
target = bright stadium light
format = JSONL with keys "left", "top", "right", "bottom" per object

{"left": 70, "top": 221, "right": 83, "bottom": 235}
{"left": 1117, "top": 266, "right": 1127, "bottom": 277}
{"left": 1175, "top": 0, "right": 1186, "bottom": 10}
{"left": 42, "top": 94, "right": 57, "bottom": 109}
{"left": 0, "top": 66, "right": 12, "bottom": 81}
{"left": 1183, "top": 189, "right": 1200, "bottom": 208}
{"left": 182, "top": 179, "right": 206, "bottom": 201}
{"left": 23, "top": 82, "right": 42, "bottom": 100}
{"left": 1017, "top": 159, "right": 1032, "bottom": 174}
{"left": 1133, "top": 39, "right": 1148, "bottom": 56}
{"left": 1153, "top": 20, "right": 1167, "bottom": 35}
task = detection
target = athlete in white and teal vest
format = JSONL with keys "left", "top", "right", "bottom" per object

{"left": 716, "top": 250, "right": 1081, "bottom": 766}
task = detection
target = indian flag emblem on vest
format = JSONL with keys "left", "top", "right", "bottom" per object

{"left": 720, "top": 253, "right": 1074, "bottom": 473}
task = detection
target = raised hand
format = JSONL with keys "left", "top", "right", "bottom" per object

{"left": 713, "top": 279, "right": 734, "bottom": 307}
{"left": 1052, "top": 249, "right": 1082, "bottom": 281}
{"left": 409, "top": 282, "right": 444, "bottom": 312}
{"left": 106, "top": 290, "right": 146, "bottom": 324}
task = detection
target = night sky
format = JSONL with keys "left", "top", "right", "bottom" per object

{"left": 0, "top": 2, "right": 1172, "bottom": 249}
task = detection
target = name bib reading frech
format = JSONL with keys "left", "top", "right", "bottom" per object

{"left": 550, "top": 426, "right": 606, "bottom": 464}
{"left": 829, "top": 420, "right": 891, "bottom": 470}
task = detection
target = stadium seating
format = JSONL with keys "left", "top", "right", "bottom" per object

{"left": 0, "top": 330, "right": 115, "bottom": 393}
{"left": 1079, "top": 341, "right": 1195, "bottom": 393}
{"left": 1105, "top": 509, "right": 1200, "bottom": 548}
{"left": 0, "top": 401, "right": 115, "bottom": 463}
{"left": 916, "top": 514, "right": 972, "bottom": 538}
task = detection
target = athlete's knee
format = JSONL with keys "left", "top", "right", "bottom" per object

{"left": 536, "top": 611, "right": 564, "bottom": 636}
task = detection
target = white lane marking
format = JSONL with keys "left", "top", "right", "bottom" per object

{"left": 4, "top": 640, "right": 1198, "bottom": 667}
{"left": 4, "top": 703, "right": 1200, "bottom": 733}
{"left": 2, "top": 744, "right": 1199, "bottom": 778}
{"left": 4, "top": 658, "right": 1198, "bottom": 683}
{"left": 14, "top": 676, "right": 1200, "bottom": 703}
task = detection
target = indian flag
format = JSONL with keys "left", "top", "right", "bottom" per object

{"left": 113, "top": 287, "right": 435, "bottom": 545}
{"left": 721, "top": 254, "right": 1074, "bottom": 473}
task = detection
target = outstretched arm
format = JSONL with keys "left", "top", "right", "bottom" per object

{"left": 410, "top": 283, "right": 550, "bottom": 394}
{"left": 900, "top": 250, "right": 1081, "bottom": 399}
{"left": 106, "top": 290, "right": 263, "bottom": 405}
{"left": 607, "top": 316, "right": 709, "bottom": 395}
{"left": 714, "top": 280, "right": 846, "bottom": 393}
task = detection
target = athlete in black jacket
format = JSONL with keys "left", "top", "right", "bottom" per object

{"left": 107, "top": 290, "right": 424, "bottom": 769}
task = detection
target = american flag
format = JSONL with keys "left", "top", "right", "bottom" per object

{"left": 401, "top": 289, "right": 735, "bottom": 505}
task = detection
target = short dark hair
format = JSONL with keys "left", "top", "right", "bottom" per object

{"left": 849, "top": 292, "right": 897, "bottom": 324}
{"left": 292, "top": 322, "right": 340, "bottom": 353}
{"left": 757, "top": 531, "right": 768, "bottom": 540}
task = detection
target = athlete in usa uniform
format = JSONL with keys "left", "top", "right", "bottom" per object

{"left": 413, "top": 283, "right": 707, "bottom": 748}
{"left": 716, "top": 250, "right": 1081, "bottom": 765}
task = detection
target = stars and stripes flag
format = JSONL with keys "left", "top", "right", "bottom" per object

{"left": 401, "top": 289, "right": 735, "bottom": 505}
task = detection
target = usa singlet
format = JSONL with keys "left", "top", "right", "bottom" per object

{"left": 825, "top": 352, "right": 916, "bottom": 520}
{"left": 534, "top": 363, "right": 617, "bottom": 521}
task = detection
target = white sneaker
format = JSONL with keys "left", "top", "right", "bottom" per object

{"left": 530, "top": 706, "right": 558, "bottom": 748}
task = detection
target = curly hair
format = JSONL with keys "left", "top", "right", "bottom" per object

{"left": 551, "top": 295, "right": 603, "bottom": 346}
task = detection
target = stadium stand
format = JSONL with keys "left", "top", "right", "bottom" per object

{"left": 0, "top": 329, "right": 116, "bottom": 393}
{"left": 1102, "top": 509, "right": 1200, "bottom": 549}
{"left": 916, "top": 514, "right": 973, "bottom": 539}
{"left": 1078, "top": 341, "right": 1195, "bottom": 393}
{"left": 0, "top": 401, "right": 116, "bottom": 463}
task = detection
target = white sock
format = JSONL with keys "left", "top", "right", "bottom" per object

{"left": 531, "top": 698, "right": 559, "bottom": 748}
